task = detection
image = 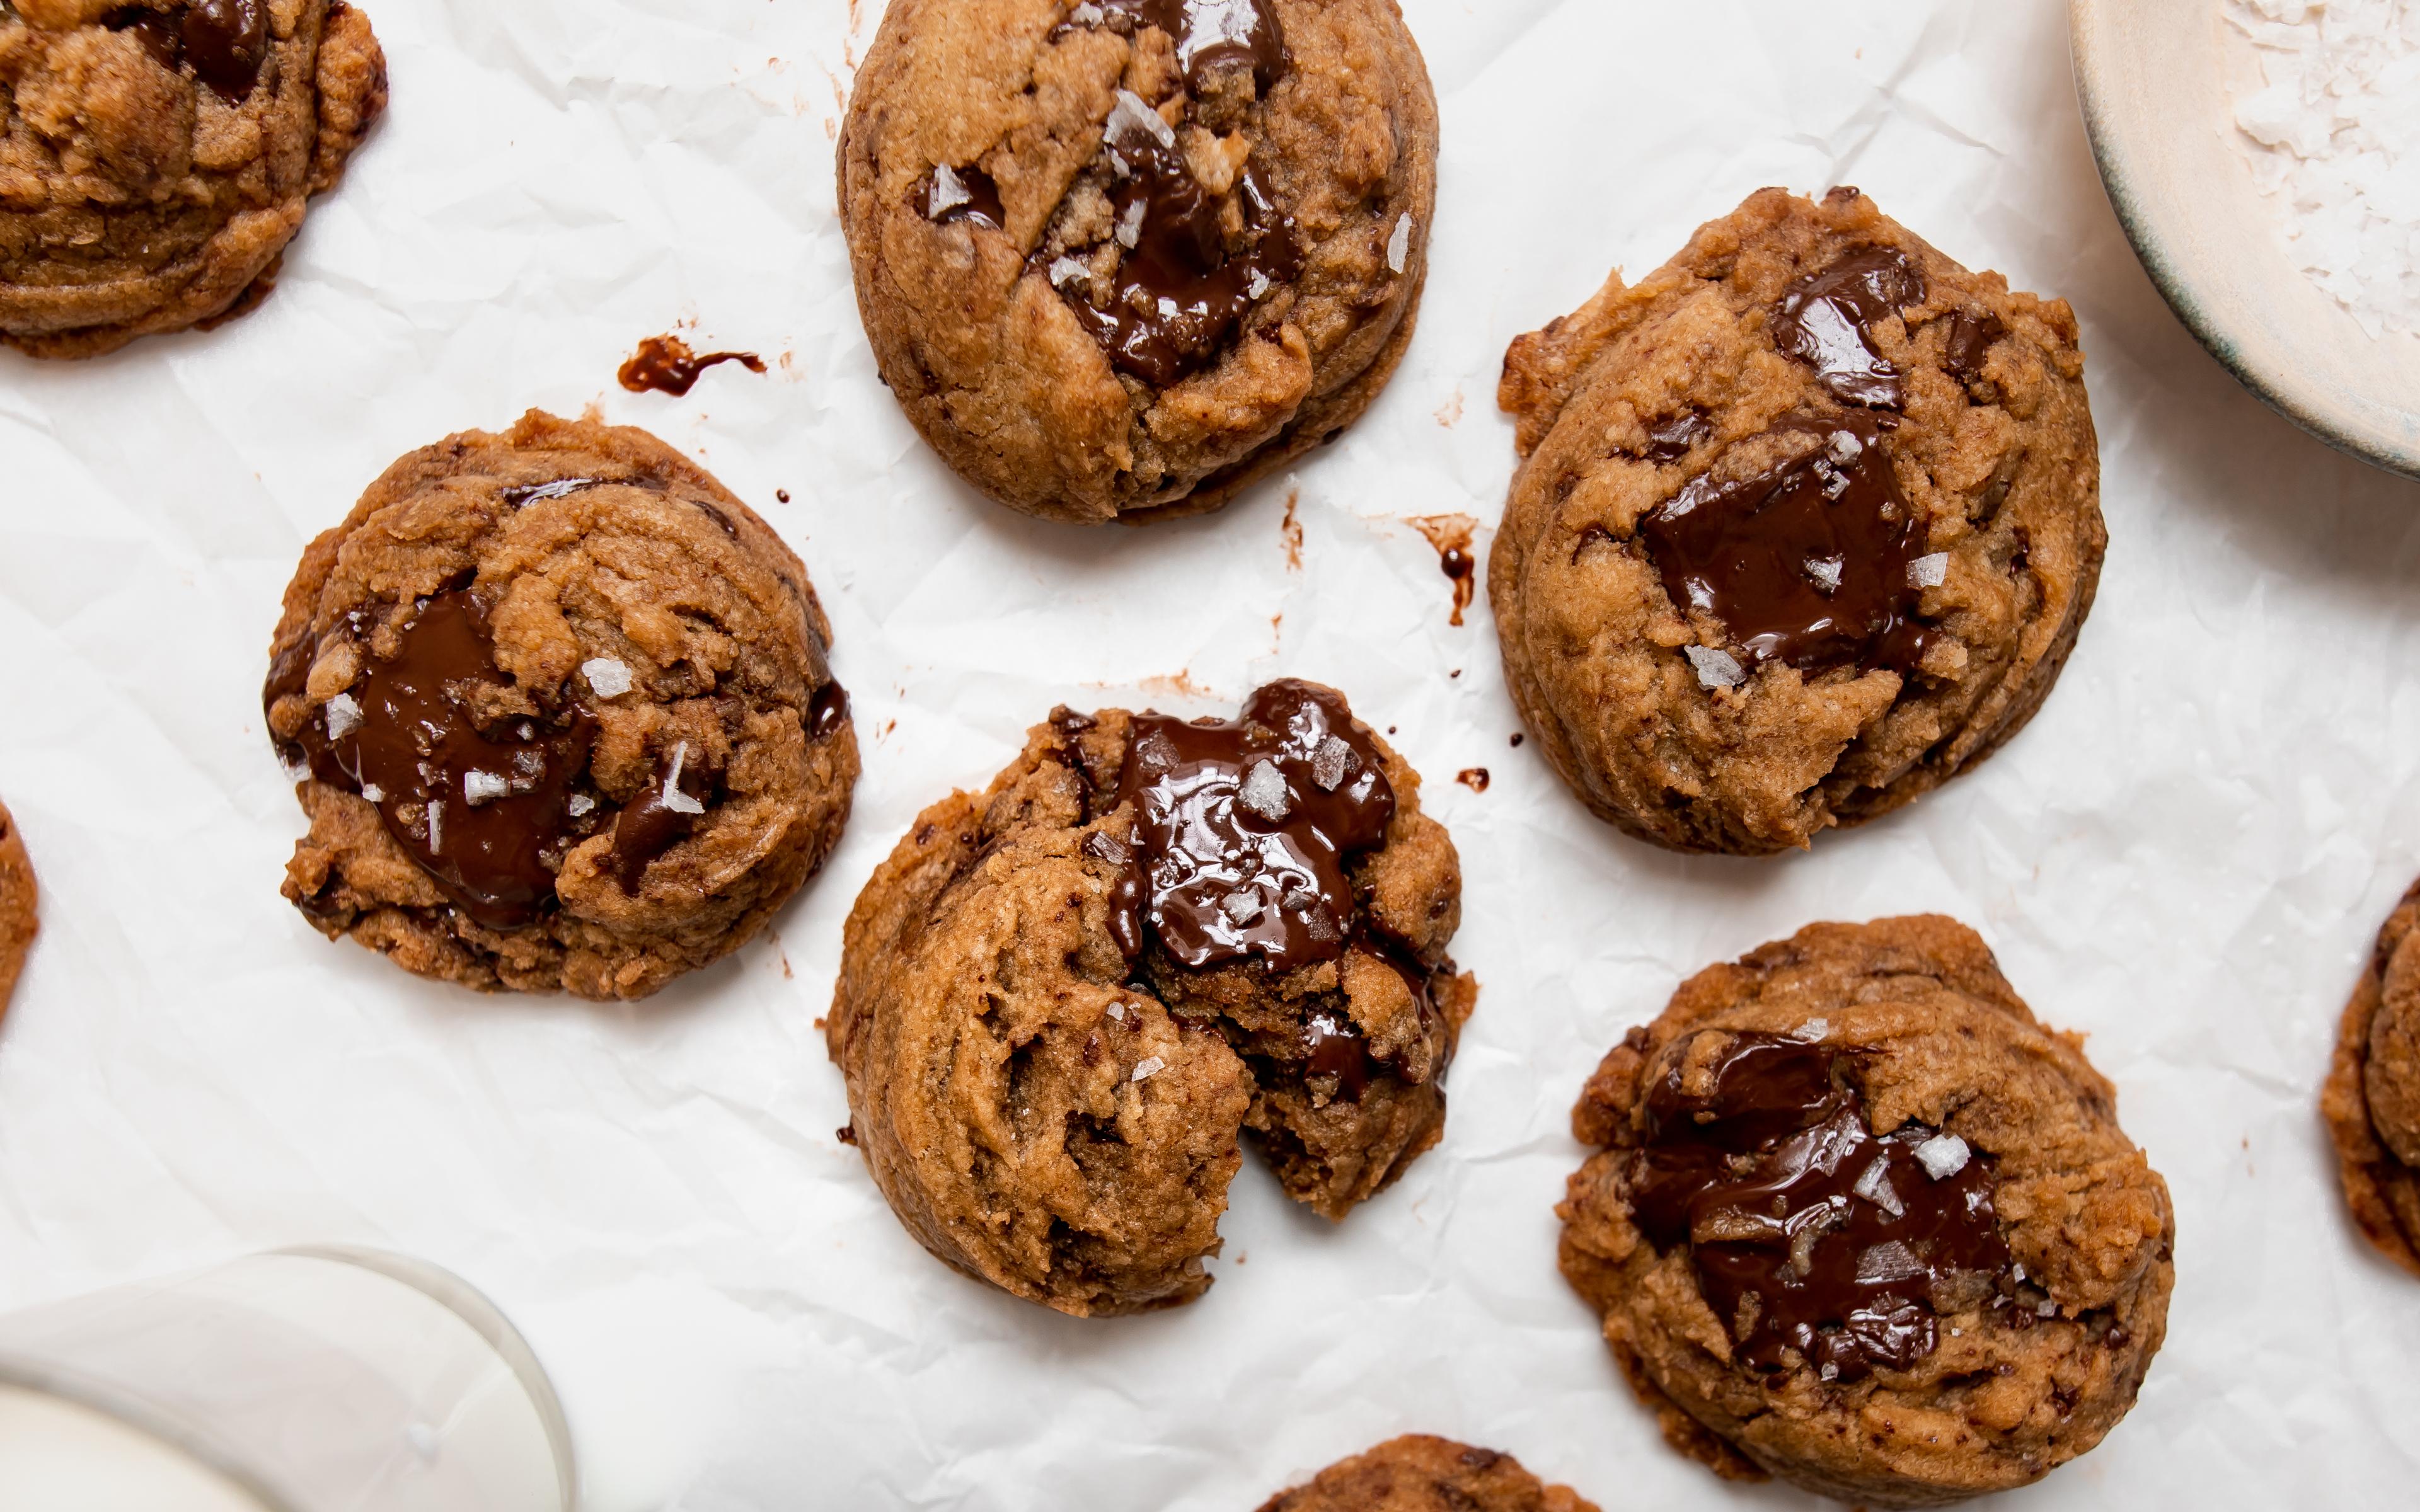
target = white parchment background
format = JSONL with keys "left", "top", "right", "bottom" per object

{"left": 3, "top": 1, "right": 2419, "bottom": 1506}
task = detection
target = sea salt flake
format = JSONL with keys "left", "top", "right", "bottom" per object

{"left": 1107, "top": 89, "right": 1175, "bottom": 150}
{"left": 1685, "top": 645, "right": 1747, "bottom": 690}
{"left": 1791, "top": 1017, "right": 1830, "bottom": 1042}
{"left": 1238, "top": 759, "right": 1291, "bottom": 821}
{"left": 1914, "top": 1132, "right": 1971, "bottom": 1180}
{"left": 1907, "top": 553, "right": 1950, "bottom": 589}
{"left": 925, "top": 164, "right": 972, "bottom": 220}
{"left": 2037, "top": 1300, "right": 2058, "bottom": 1317}
{"left": 1311, "top": 735, "right": 1356, "bottom": 791}
{"left": 567, "top": 794, "right": 596, "bottom": 817}
{"left": 1855, "top": 1239, "right": 1927, "bottom": 1285}
{"left": 1386, "top": 214, "right": 1412, "bottom": 274}
{"left": 1069, "top": 1, "right": 1105, "bottom": 23}
{"left": 662, "top": 742, "right": 707, "bottom": 816}
{"left": 1049, "top": 256, "right": 1091, "bottom": 289}
{"left": 463, "top": 770, "right": 512, "bottom": 806}
{"left": 1131, "top": 1055, "right": 1166, "bottom": 1083}
{"left": 1853, "top": 1157, "right": 1905, "bottom": 1218}
{"left": 359, "top": 783, "right": 385, "bottom": 804}
{"left": 1117, "top": 199, "right": 1146, "bottom": 249}
{"left": 427, "top": 799, "right": 446, "bottom": 855}
{"left": 324, "top": 692, "right": 362, "bottom": 741}
{"left": 1106, "top": 1001, "right": 1128, "bottom": 1022}
{"left": 1221, "top": 891, "right": 1262, "bottom": 925}
{"left": 583, "top": 657, "right": 634, "bottom": 697}
{"left": 1827, "top": 429, "right": 1865, "bottom": 464}
{"left": 1805, "top": 556, "right": 1844, "bottom": 594}
{"left": 1246, "top": 268, "right": 1271, "bottom": 300}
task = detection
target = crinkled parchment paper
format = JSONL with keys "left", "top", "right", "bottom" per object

{"left": 3, "top": 1, "right": 2419, "bottom": 1507}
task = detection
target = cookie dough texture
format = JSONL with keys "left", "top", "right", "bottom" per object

{"left": 1255, "top": 1436, "right": 1600, "bottom": 1512}
{"left": 0, "top": 797, "right": 36, "bottom": 1011}
{"left": 2324, "top": 879, "right": 2420, "bottom": 1277}
{"left": 839, "top": 0, "right": 1437, "bottom": 524}
{"left": 828, "top": 691, "right": 1473, "bottom": 1316}
{"left": 265, "top": 411, "right": 858, "bottom": 1001}
{"left": 0, "top": 0, "right": 386, "bottom": 358}
{"left": 1559, "top": 917, "right": 2172, "bottom": 1507}
{"left": 1492, "top": 188, "right": 2104, "bottom": 854}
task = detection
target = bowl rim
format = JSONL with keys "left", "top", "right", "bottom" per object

{"left": 2068, "top": 0, "right": 2420, "bottom": 483}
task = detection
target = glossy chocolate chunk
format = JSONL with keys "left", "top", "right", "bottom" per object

{"left": 109, "top": 1, "right": 270, "bottom": 103}
{"left": 267, "top": 590, "right": 597, "bottom": 931}
{"left": 1944, "top": 308, "right": 2007, "bottom": 387}
{"left": 1069, "top": 0, "right": 1287, "bottom": 92}
{"left": 1641, "top": 416, "right": 1933, "bottom": 677}
{"left": 809, "top": 681, "right": 851, "bottom": 741}
{"left": 1770, "top": 246, "right": 1928, "bottom": 410}
{"left": 608, "top": 742, "right": 711, "bottom": 894}
{"left": 1059, "top": 96, "right": 1300, "bottom": 387}
{"left": 916, "top": 163, "right": 1005, "bottom": 230}
{"left": 1628, "top": 1032, "right": 2011, "bottom": 1382}
{"left": 1641, "top": 410, "right": 1712, "bottom": 463}
{"left": 1109, "top": 680, "right": 1393, "bottom": 971}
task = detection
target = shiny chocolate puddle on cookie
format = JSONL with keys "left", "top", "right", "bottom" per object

{"left": 1770, "top": 246, "right": 1928, "bottom": 410}
{"left": 1108, "top": 680, "right": 1393, "bottom": 971}
{"left": 268, "top": 589, "right": 599, "bottom": 931}
{"left": 1628, "top": 1032, "right": 2011, "bottom": 1382}
{"left": 1642, "top": 415, "right": 1935, "bottom": 679}
{"left": 1054, "top": 93, "right": 1302, "bottom": 387}
{"left": 106, "top": 1, "right": 270, "bottom": 103}
{"left": 1058, "top": 0, "right": 1288, "bottom": 92}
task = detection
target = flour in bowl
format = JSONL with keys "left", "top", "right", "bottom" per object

{"left": 2226, "top": 0, "right": 2420, "bottom": 339}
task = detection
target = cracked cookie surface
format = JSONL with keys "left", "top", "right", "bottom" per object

{"left": 828, "top": 681, "right": 1473, "bottom": 1315}
{"left": 263, "top": 411, "right": 858, "bottom": 1001}
{"left": 839, "top": 0, "right": 1436, "bottom": 524}
{"left": 0, "top": 796, "right": 36, "bottom": 1012}
{"left": 1255, "top": 1436, "right": 1599, "bottom": 1512}
{"left": 1492, "top": 188, "right": 2104, "bottom": 855}
{"left": 1558, "top": 916, "right": 2171, "bottom": 1507}
{"left": 2324, "top": 878, "right": 2420, "bottom": 1278}
{"left": 1, "top": 0, "right": 386, "bottom": 358}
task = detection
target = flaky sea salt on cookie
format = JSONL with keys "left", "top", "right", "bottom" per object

{"left": 838, "top": 0, "right": 1438, "bottom": 524}
{"left": 0, "top": 0, "right": 386, "bottom": 358}
{"left": 263, "top": 412, "right": 858, "bottom": 1002}
{"left": 1492, "top": 188, "right": 2106, "bottom": 856}
{"left": 827, "top": 681, "right": 1473, "bottom": 1316}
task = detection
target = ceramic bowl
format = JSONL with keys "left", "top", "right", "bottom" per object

{"left": 2070, "top": 0, "right": 2420, "bottom": 480}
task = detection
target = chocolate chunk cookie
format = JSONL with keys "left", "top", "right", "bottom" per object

{"left": 1492, "top": 188, "right": 2105, "bottom": 854}
{"left": 1559, "top": 917, "right": 2172, "bottom": 1506}
{"left": 2323, "top": 878, "right": 2420, "bottom": 1277}
{"left": 0, "top": 796, "right": 36, "bottom": 1012}
{"left": 263, "top": 412, "right": 858, "bottom": 1001}
{"left": 1255, "top": 1436, "right": 1599, "bottom": 1512}
{"left": 828, "top": 680, "right": 1474, "bottom": 1315}
{"left": 839, "top": 0, "right": 1436, "bottom": 524}
{"left": 0, "top": 0, "right": 386, "bottom": 358}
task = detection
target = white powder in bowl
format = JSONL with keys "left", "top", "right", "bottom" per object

{"left": 2225, "top": 0, "right": 2420, "bottom": 339}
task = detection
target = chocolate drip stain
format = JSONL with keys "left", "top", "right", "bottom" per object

{"left": 618, "top": 335, "right": 767, "bottom": 398}
{"left": 1409, "top": 515, "right": 1479, "bottom": 627}
{"left": 809, "top": 682, "right": 851, "bottom": 741}
{"left": 1063, "top": 0, "right": 1288, "bottom": 92}
{"left": 1771, "top": 246, "right": 1928, "bottom": 410}
{"left": 608, "top": 743, "right": 712, "bottom": 894}
{"left": 266, "top": 590, "right": 597, "bottom": 931}
{"left": 109, "top": 1, "right": 269, "bottom": 103}
{"left": 1059, "top": 100, "right": 1301, "bottom": 387}
{"left": 1629, "top": 1032, "right": 2011, "bottom": 1382}
{"left": 1642, "top": 416, "right": 1933, "bottom": 677}
{"left": 1110, "top": 680, "right": 1393, "bottom": 971}
{"left": 916, "top": 163, "right": 1004, "bottom": 229}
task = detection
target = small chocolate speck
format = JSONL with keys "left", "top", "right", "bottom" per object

{"left": 1457, "top": 768, "right": 1490, "bottom": 793}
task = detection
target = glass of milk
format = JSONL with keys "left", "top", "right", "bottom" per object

{"left": 0, "top": 1246, "right": 575, "bottom": 1511}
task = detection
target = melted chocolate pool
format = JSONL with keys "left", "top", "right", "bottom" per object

{"left": 1628, "top": 1032, "right": 2011, "bottom": 1382}
{"left": 1066, "top": 0, "right": 1288, "bottom": 91}
{"left": 108, "top": 0, "right": 270, "bottom": 102}
{"left": 1770, "top": 247, "right": 1928, "bottom": 410}
{"left": 1641, "top": 416, "right": 1933, "bottom": 677}
{"left": 266, "top": 590, "right": 597, "bottom": 930}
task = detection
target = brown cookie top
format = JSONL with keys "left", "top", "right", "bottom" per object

{"left": 1255, "top": 1436, "right": 1599, "bottom": 1512}
{"left": 0, "top": 796, "right": 37, "bottom": 1012}
{"left": 827, "top": 680, "right": 1473, "bottom": 1316}
{"left": 2323, "top": 878, "right": 2420, "bottom": 1277}
{"left": 839, "top": 0, "right": 1436, "bottom": 523}
{"left": 1559, "top": 917, "right": 2172, "bottom": 1508}
{"left": 0, "top": 0, "right": 386, "bottom": 358}
{"left": 263, "top": 411, "right": 859, "bottom": 1002}
{"left": 1491, "top": 188, "right": 2106, "bottom": 855}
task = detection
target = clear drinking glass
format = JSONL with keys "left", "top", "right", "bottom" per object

{"left": 0, "top": 1246, "right": 575, "bottom": 1511}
